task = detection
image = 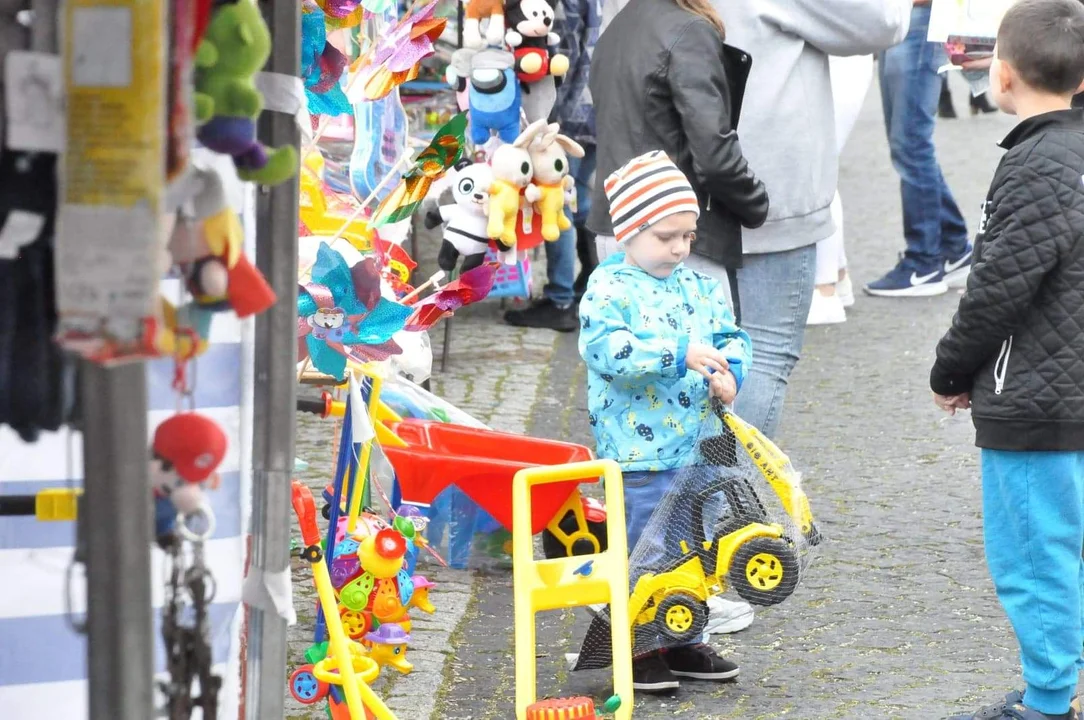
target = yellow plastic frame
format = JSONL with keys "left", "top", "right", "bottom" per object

{"left": 512, "top": 460, "right": 634, "bottom": 720}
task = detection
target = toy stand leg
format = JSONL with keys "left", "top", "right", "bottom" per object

{"left": 440, "top": 311, "right": 452, "bottom": 373}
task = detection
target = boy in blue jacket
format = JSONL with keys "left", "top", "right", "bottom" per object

{"left": 578, "top": 151, "right": 752, "bottom": 692}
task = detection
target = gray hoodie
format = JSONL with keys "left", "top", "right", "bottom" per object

{"left": 601, "top": 0, "right": 912, "bottom": 254}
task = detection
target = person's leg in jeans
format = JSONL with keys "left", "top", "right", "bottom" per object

{"left": 970, "top": 450, "right": 1084, "bottom": 718}
{"left": 623, "top": 469, "right": 740, "bottom": 689}
{"left": 503, "top": 156, "right": 592, "bottom": 332}
{"left": 572, "top": 146, "right": 598, "bottom": 298}
{"left": 867, "top": 5, "right": 969, "bottom": 298}
{"left": 687, "top": 246, "right": 816, "bottom": 440}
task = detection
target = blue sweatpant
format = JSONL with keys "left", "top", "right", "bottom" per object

{"left": 981, "top": 449, "right": 1084, "bottom": 715}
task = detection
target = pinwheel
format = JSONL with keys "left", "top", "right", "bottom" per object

{"left": 301, "top": 3, "right": 352, "bottom": 117}
{"left": 370, "top": 113, "right": 468, "bottom": 228}
{"left": 404, "top": 263, "right": 498, "bottom": 331}
{"left": 315, "top": 0, "right": 366, "bottom": 30}
{"left": 298, "top": 244, "right": 413, "bottom": 380}
{"left": 371, "top": 235, "right": 418, "bottom": 296}
{"left": 358, "top": 0, "right": 446, "bottom": 101}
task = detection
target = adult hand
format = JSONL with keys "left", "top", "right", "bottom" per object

{"left": 686, "top": 343, "right": 729, "bottom": 379}
{"left": 933, "top": 392, "right": 971, "bottom": 415}
{"left": 709, "top": 370, "right": 738, "bottom": 404}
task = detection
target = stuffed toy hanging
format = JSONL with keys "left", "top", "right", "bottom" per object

{"left": 424, "top": 158, "right": 493, "bottom": 273}
{"left": 151, "top": 412, "right": 228, "bottom": 542}
{"left": 526, "top": 123, "right": 585, "bottom": 241}
{"left": 194, "top": 0, "right": 298, "bottom": 186}
{"left": 168, "top": 167, "right": 277, "bottom": 319}
{"left": 487, "top": 120, "right": 547, "bottom": 250}
{"left": 463, "top": 0, "right": 505, "bottom": 48}
{"left": 467, "top": 49, "right": 521, "bottom": 145}
{"left": 503, "top": 0, "right": 569, "bottom": 85}
{"left": 445, "top": 48, "right": 477, "bottom": 112}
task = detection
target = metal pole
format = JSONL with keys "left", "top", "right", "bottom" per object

{"left": 81, "top": 362, "right": 155, "bottom": 720}
{"left": 246, "top": 1, "right": 301, "bottom": 717}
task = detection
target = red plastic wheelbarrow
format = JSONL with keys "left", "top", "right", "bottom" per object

{"left": 381, "top": 420, "right": 609, "bottom": 557}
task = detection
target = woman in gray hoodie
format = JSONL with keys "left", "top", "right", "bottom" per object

{"left": 594, "top": 0, "right": 912, "bottom": 440}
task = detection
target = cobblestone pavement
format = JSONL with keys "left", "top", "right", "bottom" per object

{"left": 289, "top": 78, "right": 1042, "bottom": 720}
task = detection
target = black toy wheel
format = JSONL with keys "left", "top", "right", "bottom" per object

{"left": 321, "top": 504, "right": 331, "bottom": 521}
{"left": 728, "top": 537, "right": 800, "bottom": 607}
{"left": 541, "top": 512, "right": 608, "bottom": 559}
{"left": 302, "top": 545, "right": 323, "bottom": 563}
{"left": 654, "top": 592, "right": 709, "bottom": 643}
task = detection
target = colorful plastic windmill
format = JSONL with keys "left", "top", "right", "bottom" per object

{"left": 301, "top": 3, "right": 352, "bottom": 117}
{"left": 357, "top": 0, "right": 446, "bottom": 101}
{"left": 298, "top": 244, "right": 414, "bottom": 380}
{"left": 370, "top": 113, "right": 468, "bottom": 228}
{"left": 315, "top": 0, "right": 365, "bottom": 30}
{"left": 404, "top": 263, "right": 498, "bottom": 331}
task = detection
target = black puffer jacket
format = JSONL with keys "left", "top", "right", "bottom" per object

{"left": 587, "top": 0, "right": 769, "bottom": 268}
{"left": 931, "top": 110, "right": 1084, "bottom": 451}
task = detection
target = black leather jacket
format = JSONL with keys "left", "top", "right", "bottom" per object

{"left": 587, "top": 0, "right": 769, "bottom": 268}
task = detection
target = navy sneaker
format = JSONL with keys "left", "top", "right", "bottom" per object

{"left": 864, "top": 256, "right": 948, "bottom": 298}
{"left": 949, "top": 691, "right": 1077, "bottom": 720}
{"left": 944, "top": 244, "right": 974, "bottom": 289}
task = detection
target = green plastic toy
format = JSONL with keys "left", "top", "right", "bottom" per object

{"left": 194, "top": 0, "right": 298, "bottom": 186}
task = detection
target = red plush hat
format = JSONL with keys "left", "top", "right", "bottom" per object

{"left": 227, "top": 254, "right": 277, "bottom": 318}
{"left": 153, "top": 413, "right": 228, "bottom": 484}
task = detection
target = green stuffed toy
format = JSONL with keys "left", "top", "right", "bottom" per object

{"left": 195, "top": 0, "right": 298, "bottom": 186}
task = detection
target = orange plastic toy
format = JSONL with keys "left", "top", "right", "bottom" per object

{"left": 381, "top": 420, "right": 593, "bottom": 533}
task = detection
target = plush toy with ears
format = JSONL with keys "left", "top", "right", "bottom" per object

{"left": 487, "top": 120, "right": 548, "bottom": 250}
{"left": 526, "top": 123, "right": 585, "bottom": 241}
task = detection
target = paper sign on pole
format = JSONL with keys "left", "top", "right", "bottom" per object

{"left": 55, "top": 0, "right": 166, "bottom": 362}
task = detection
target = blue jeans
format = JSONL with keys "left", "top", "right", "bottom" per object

{"left": 982, "top": 449, "right": 1084, "bottom": 715}
{"left": 543, "top": 146, "right": 597, "bottom": 307}
{"left": 688, "top": 245, "right": 816, "bottom": 440}
{"left": 878, "top": 6, "right": 969, "bottom": 270}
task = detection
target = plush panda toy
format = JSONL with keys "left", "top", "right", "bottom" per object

{"left": 425, "top": 158, "right": 495, "bottom": 274}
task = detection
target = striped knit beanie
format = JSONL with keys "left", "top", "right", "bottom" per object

{"left": 605, "top": 151, "right": 700, "bottom": 244}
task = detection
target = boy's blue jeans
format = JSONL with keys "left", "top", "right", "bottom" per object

{"left": 981, "top": 449, "right": 1084, "bottom": 714}
{"left": 877, "top": 5, "right": 969, "bottom": 270}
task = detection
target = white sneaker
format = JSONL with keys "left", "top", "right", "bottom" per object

{"left": 806, "top": 291, "right": 847, "bottom": 326}
{"left": 705, "top": 596, "right": 754, "bottom": 635}
{"left": 837, "top": 273, "right": 855, "bottom": 308}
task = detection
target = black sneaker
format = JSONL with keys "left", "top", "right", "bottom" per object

{"left": 632, "top": 653, "right": 680, "bottom": 693}
{"left": 503, "top": 298, "right": 578, "bottom": 333}
{"left": 939, "top": 77, "right": 958, "bottom": 119}
{"left": 663, "top": 644, "right": 740, "bottom": 681}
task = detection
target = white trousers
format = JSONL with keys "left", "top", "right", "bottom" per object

{"left": 816, "top": 55, "right": 874, "bottom": 286}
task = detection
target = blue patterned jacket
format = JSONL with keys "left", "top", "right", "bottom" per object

{"left": 551, "top": 0, "right": 600, "bottom": 147}
{"left": 578, "top": 254, "right": 752, "bottom": 472}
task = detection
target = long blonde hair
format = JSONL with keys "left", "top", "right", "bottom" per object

{"left": 675, "top": 0, "right": 726, "bottom": 39}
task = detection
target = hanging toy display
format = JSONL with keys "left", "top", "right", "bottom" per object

{"left": 194, "top": 0, "right": 299, "bottom": 186}
{"left": 526, "top": 123, "right": 585, "bottom": 241}
{"left": 467, "top": 49, "right": 521, "bottom": 145}
{"left": 462, "top": 0, "right": 506, "bottom": 48}
{"left": 503, "top": 0, "right": 568, "bottom": 85}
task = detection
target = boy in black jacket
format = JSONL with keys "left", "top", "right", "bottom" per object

{"left": 931, "top": 2, "right": 1084, "bottom": 719}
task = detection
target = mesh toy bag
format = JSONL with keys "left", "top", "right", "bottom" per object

{"left": 574, "top": 400, "right": 821, "bottom": 670}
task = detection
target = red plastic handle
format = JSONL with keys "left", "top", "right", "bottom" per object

{"left": 291, "top": 481, "right": 322, "bottom": 548}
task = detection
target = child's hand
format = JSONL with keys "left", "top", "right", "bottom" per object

{"left": 686, "top": 343, "right": 729, "bottom": 379}
{"left": 709, "top": 369, "right": 738, "bottom": 403}
{"left": 933, "top": 392, "right": 971, "bottom": 415}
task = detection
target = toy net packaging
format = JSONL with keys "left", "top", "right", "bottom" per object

{"left": 574, "top": 402, "right": 819, "bottom": 670}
